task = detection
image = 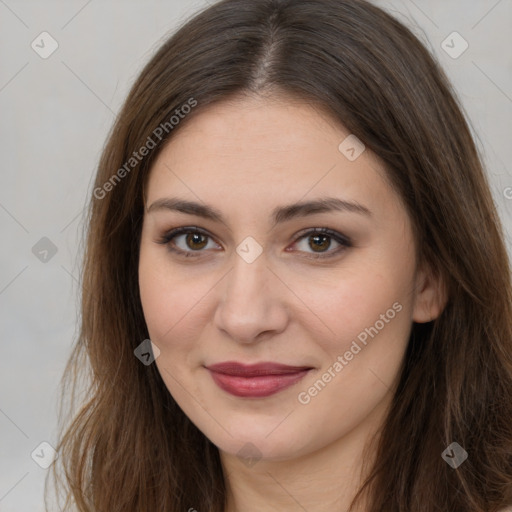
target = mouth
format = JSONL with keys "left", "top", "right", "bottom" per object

{"left": 205, "top": 361, "right": 314, "bottom": 398}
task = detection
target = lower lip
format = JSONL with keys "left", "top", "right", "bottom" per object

{"left": 207, "top": 369, "right": 311, "bottom": 398}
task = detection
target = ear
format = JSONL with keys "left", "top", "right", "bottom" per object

{"left": 412, "top": 263, "right": 448, "bottom": 323}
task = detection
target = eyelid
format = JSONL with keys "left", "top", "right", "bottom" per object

{"left": 156, "top": 225, "right": 352, "bottom": 259}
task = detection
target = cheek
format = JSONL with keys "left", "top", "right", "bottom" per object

{"left": 138, "top": 247, "right": 214, "bottom": 354}
{"left": 138, "top": 250, "right": 212, "bottom": 419}
{"left": 314, "top": 266, "right": 414, "bottom": 418}
{"left": 292, "top": 261, "right": 412, "bottom": 358}
{"left": 294, "top": 271, "right": 412, "bottom": 438}
{"left": 139, "top": 245, "right": 182, "bottom": 344}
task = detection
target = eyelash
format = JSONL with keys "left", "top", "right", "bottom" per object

{"left": 156, "top": 226, "right": 352, "bottom": 260}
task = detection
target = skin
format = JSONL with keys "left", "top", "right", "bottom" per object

{"left": 138, "top": 92, "right": 446, "bottom": 512}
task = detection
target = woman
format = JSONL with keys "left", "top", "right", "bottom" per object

{"left": 47, "top": 0, "right": 512, "bottom": 510}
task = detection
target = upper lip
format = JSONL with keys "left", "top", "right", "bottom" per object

{"left": 206, "top": 361, "right": 313, "bottom": 376}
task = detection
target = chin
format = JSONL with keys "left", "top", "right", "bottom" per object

{"left": 199, "top": 413, "right": 312, "bottom": 462}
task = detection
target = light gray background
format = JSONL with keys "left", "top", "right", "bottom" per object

{"left": 0, "top": 1, "right": 511, "bottom": 510}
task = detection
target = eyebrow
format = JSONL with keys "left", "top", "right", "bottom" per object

{"left": 146, "top": 196, "right": 372, "bottom": 228}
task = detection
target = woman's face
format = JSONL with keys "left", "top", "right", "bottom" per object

{"left": 138, "top": 94, "right": 441, "bottom": 462}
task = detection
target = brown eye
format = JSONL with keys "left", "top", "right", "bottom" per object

{"left": 184, "top": 232, "right": 208, "bottom": 250}
{"left": 157, "top": 227, "right": 220, "bottom": 258}
{"left": 158, "top": 226, "right": 351, "bottom": 260}
{"left": 292, "top": 228, "right": 351, "bottom": 259}
{"left": 308, "top": 233, "right": 332, "bottom": 252}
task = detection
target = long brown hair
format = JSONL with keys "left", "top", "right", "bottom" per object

{"left": 46, "top": 0, "right": 512, "bottom": 510}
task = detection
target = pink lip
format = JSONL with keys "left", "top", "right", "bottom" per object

{"left": 206, "top": 361, "right": 313, "bottom": 398}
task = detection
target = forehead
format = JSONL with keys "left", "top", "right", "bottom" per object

{"left": 145, "top": 95, "right": 400, "bottom": 225}
{"left": 158, "top": 94, "right": 352, "bottom": 164}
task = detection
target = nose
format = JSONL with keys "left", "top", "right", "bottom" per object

{"left": 213, "top": 251, "right": 289, "bottom": 345}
